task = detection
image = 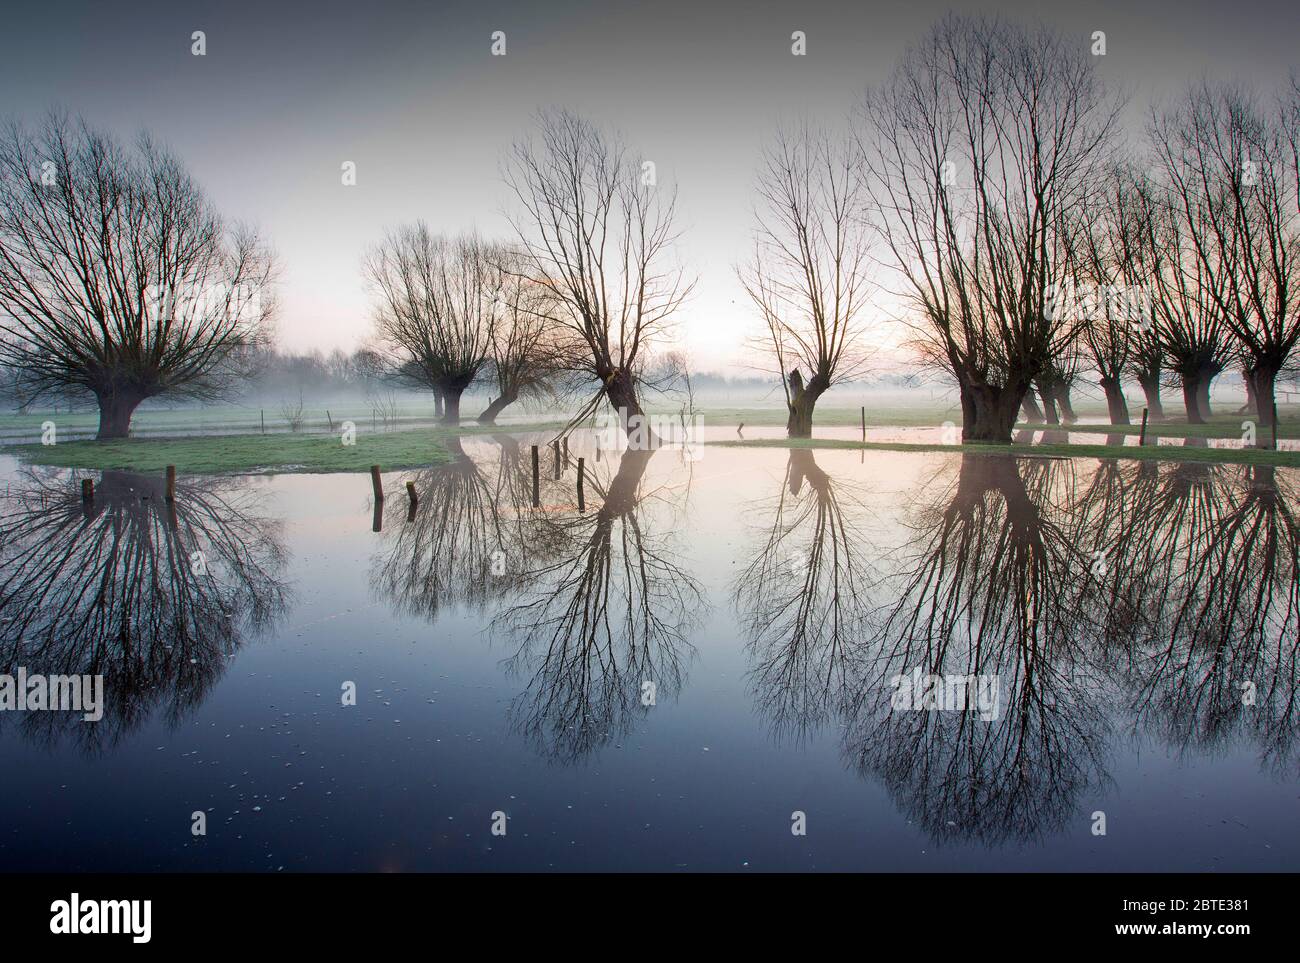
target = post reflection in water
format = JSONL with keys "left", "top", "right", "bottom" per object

{"left": 372, "top": 438, "right": 705, "bottom": 765}
{"left": 733, "top": 449, "right": 1300, "bottom": 846}
{"left": 0, "top": 469, "right": 289, "bottom": 753}
{"left": 371, "top": 435, "right": 545, "bottom": 618}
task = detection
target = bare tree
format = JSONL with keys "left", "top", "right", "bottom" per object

{"left": 0, "top": 113, "right": 275, "bottom": 438}
{"left": 364, "top": 224, "right": 497, "bottom": 425}
{"left": 477, "top": 247, "right": 559, "bottom": 424}
{"left": 1140, "top": 138, "right": 1235, "bottom": 423}
{"left": 740, "top": 123, "right": 874, "bottom": 437}
{"left": 1151, "top": 81, "right": 1300, "bottom": 439}
{"left": 504, "top": 109, "right": 692, "bottom": 445}
{"left": 858, "top": 15, "right": 1120, "bottom": 442}
{"left": 1067, "top": 163, "right": 1152, "bottom": 425}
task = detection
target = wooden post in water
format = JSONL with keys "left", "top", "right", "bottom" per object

{"left": 260, "top": 409, "right": 265, "bottom": 434}
{"left": 81, "top": 477, "right": 94, "bottom": 502}
{"left": 553, "top": 441, "right": 561, "bottom": 479}
{"left": 405, "top": 480, "right": 418, "bottom": 522}
{"left": 1138, "top": 408, "right": 1149, "bottom": 446}
{"left": 165, "top": 465, "right": 176, "bottom": 501}
{"left": 861, "top": 406, "right": 866, "bottom": 442}
{"left": 577, "top": 457, "right": 586, "bottom": 511}
{"left": 370, "top": 465, "right": 384, "bottom": 502}
{"left": 563, "top": 437, "right": 570, "bottom": 467}
{"left": 327, "top": 410, "right": 334, "bottom": 431}
{"left": 531, "top": 445, "right": 540, "bottom": 507}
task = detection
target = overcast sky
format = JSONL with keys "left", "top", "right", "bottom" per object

{"left": 2, "top": 0, "right": 1296, "bottom": 373}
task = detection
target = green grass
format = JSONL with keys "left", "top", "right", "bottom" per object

{"left": 709, "top": 436, "right": 1300, "bottom": 468}
{"left": 14, "top": 421, "right": 563, "bottom": 475}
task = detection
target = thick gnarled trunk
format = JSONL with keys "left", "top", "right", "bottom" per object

{"left": 786, "top": 369, "right": 828, "bottom": 439}
{"left": 95, "top": 390, "right": 143, "bottom": 440}
{"left": 441, "top": 387, "right": 464, "bottom": 425}
{"left": 1099, "top": 376, "right": 1130, "bottom": 425}
{"left": 1137, "top": 373, "right": 1165, "bottom": 420}
{"left": 963, "top": 382, "right": 1024, "bottom": 443}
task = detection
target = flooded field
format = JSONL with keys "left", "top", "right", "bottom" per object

{"left": 0, "top": 434, "right": 1296, "bottom": 871}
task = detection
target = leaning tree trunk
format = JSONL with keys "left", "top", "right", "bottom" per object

{"left": 1053, "top": 383, "right": 1078, "bottom": 424}
{"left": 1137, "top": 374, "right": 1165, "bottom": 420}
{"left": 477, "top": 388, "right": 519, "bottom": 425}
{"left": 95, "top": 390, "right": 143, "bottom": 440}
{"left": 603, "top": 367, "right": 656, "bottom": 449}
{"left": 1099, "top": 376, "right": 1130, "bottom": 425}
{"left": 785, "top": 369, "right": 827, "bottom": 439}
{"left": 1021, "top": 392, "right": 1045, "bottom": 424}
{"left": 1039, "top": 385, "right": 1060, "bottom": 426}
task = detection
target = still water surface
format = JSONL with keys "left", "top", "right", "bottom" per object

{"left": 0, "top": 435, "right": 1296, "bottom": 871}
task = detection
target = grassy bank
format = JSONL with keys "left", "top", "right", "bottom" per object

{"left": 13, "top": 422, "right": 562, "bottom": 475}
{"left": 710, "top": 436, "right": 1300, "bottom": 468}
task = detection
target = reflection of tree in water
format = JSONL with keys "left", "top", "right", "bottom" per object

{"left": 0, "top": 470, "right": 288, "bottom": 752}
{"left": 495, "top": 448, "right": 703, "bottom": 764}
{"left": 370, "top": 435, "right": 551, "bottom": 619}
{"left": 1079, "top": 461, "right": 1300, "bottom": 771}
{"left": 732, "top": 449, "right": 879, "bottom": 742}
{"left": 735, "top": 449, "right": 1300, "bottom": 844}
{"left": 845, "top": 454, "right": 1111, "bottom": 846}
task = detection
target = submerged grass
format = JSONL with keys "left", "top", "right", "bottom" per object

{"left": 710, "top": 436, "right": 1300, "bottom": 468}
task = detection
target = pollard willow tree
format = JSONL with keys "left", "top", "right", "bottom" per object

{"left": 857, "top": 15, "right": 1120, "bottom": 442}
{"left": 364, "top": 224, "right": 497, "bottom": 426}
{"left": 1066, "top": 163, "right": 1151, "bottom": 426}
{"left": 740, "top": 124, "right": 873, "bottom": 437}
{"left": 1134, "top": 175, "right": 1233, "bottom": 424}
{"left": 0, "top": 114, "right": 274, "bottom": 438}
{"left": 1151, "top": 81, "right": 1300, "bottom": 440}
{"left": 504, "top": 109, "right": 692, "bottom": 445}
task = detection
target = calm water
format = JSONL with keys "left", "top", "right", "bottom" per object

{"left": 0, "top": 435, "right": 1296, "bottom": 871}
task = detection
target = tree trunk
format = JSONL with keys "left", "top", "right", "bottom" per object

{"left": 434, "top": 392, "right": 445, "bottom": 419}
{"left": 785, "top": 369, "right": 827, "bottom": 439}
{"left": 1039, "top": 386, "right": 1060, "bottom": 426}
{"left": 1181, "top": 373, "right": 1205, "bottom": 424}
{"left": 1053, "top": 383, "right": 1078, "bottom": 424}
{"left": 96, "top": 391, "right": 143, "bottom": 440}
{"left": 477, "top": 388, "right": 518, "bottom": 425}
{"left": 441, "top": 387, "right": 464, "bottom": 425}
{"left": 1240, "top": 363, "right": 1259, "bottom": 415}
{"left": 1194, "top": 371, "right": 1214, "bottom": 421}
{"left": 1021, "top": 392, "right": 1045, "bottom": 424}
{"left": 1099, "top": 376, "right": 1130, "bottom": 425}
{"left": 963, "top": 383, "right": 1023, "bottom": 443}
{"left": 603, "top": 368, "right": 655, "bottom": 449}
{"left": 1250, "top": 362, "right": 1279, "bottom": 442}
{"left": 1137, "top": 374, "right": 1165, "bottom": 420}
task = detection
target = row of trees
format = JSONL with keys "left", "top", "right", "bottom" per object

{"left": 748, "top": 14, "right": 1300, "bottom": 443}
{"left": 1, "top": 17, "right": 1294, "bottom": 443}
